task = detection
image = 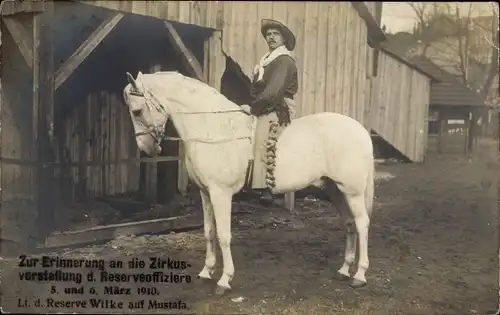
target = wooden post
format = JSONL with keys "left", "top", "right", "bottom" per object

{"left": 285, "top": 192, "right": 295, "bottom": 212}
{"left": 144, "top": 161, "right": 157, "bottom": 204}
{"left": 33, "top": 2, "right": 56, "bottom": 240}
{"left": 164, "top": 21, "right": 206, "bottom": 81}
{"left": 464, "top": 111, "right": 470, "bottom": 157}
{"left": 0, "top": 12, "right": 40, "bottom": 255}
{"left": 438, "top": 118, "right": 445, "bottom": 154}
{"left": 467, "top": 110, "right": 476, "bottom": 157}
{"left": 205, "top": 30, "right": 225, "bottom": 91}
{"left": 31, "top": 14, "right": 41, "bottom": 242}
{"left": 164, "top": 24, "right": 226, "bottom": 195}
{"left": 177, "top": 141, "right": 189, "bottom": 195}
{"left": 143, "top": 64, "right": 162, "bottom": 204}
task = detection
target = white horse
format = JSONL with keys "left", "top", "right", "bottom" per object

{"left": 122, "top": 71, "right": 375, "bottom": 295}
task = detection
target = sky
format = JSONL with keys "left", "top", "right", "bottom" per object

{"left": 381, "top": 2, "right": 498, "bottom": 34}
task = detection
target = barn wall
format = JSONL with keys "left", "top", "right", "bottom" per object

{"left": 56, "top": 92, "right": 140, "bottom": 202}
{"left": 79, "top": 1, "right": 374, "bottom": 125}
{"left": 369, "top": 50, "right": 431, "bottom": 162}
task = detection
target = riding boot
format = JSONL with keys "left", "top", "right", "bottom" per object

{"left": 259, "top": 188, "right": 274, "bottom": 205}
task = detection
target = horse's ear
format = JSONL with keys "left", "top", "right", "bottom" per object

{"left": 137, "top": 71, "right": 144, "bottom": 79}
{"left": 127, "top": 72, "right": 137, "bottom": 90}
{"left": 126, "top": 72, "right": 139, "bottom": 91}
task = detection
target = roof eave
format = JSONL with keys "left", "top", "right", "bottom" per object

{"left": 351, "top": 2, "right": 387, "bottom": 48}
{"left": 378, "top": 47, "right": 440, "bottom": 82}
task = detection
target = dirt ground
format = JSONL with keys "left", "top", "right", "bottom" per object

{"left": 1, "top": 138, "right": 498, "bottom": 315}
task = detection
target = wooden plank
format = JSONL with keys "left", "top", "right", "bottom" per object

{"left": 78, "top": 96, "right": 88, "bottom": 200}
{"left": 395, "top": 63, "right": 406, "bottom": 152}
{"left": 2, "top": 17, "right": 33, "bottom": 69}
{"left": 31, "top": 12, "right": 42, "bottom": 242}
{"left": 341, "top": 4, "right": 351, "bottom": 116}
{"left": 284, "top": 191, "right": 295, "bottom": 212}
{"left": 54, "top": 12, "right": 124, "bottom": 90}
{"left": 438, "top": 118, "right": 445, "bottom": 154}
{"left": 43, "top": 214, "right": 203, "bottom": 248}
{"left": 207, "top": 30, "right": 225, "bottom": 91}
{"left": 86, "top": 95, "right": 94, "bottom": 196}
{"left": 144, "top": 64, "right": 162, "bottom": 204}
{"left": 315, "top": 3, "right": 327, "bottom": 114}
{"left": 325, "top": 4, "right": 335, "bottom": 113}
{"left": 34, "top": 2, "right": 56, "bottom": 239}
{"left": 144, "top": 161, "right": 157, "bottom": 204}
{"left": 164, "top": 21, "right": 205, "bottom": 82}
{"left": 1, "top": 155, "right": 181, "bottom": 167}
{"left": 335, "top": 3, "right": 347, "bottom": 114}
{"left": 111, "top": 93, "right": 119, "bottom": 195}
{"left": 350, "top": 10, "right": 359, "bottom": 122}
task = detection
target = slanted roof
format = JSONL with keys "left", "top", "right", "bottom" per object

{"left": 350, "top": 2, "right": 387, "bottom": 47}
{"left": 409, "top": 56, "right": 488, "bottom": 108}
{"left": 379, "top": 47, "right": 439, "bottom": 81}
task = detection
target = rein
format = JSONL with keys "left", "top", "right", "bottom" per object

{"left": 130, "top": 88, "right": 252, "bottom": 144}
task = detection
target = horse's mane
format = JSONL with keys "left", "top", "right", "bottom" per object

{"left": 144, "top": 71, "right": 239, "bottom": 107}
{"left": 141, "top": 71, "right": 240, "bottom": 112}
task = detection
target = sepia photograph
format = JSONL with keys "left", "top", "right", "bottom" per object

{"left": 0, "top": 1, "right": 499, "bottom": 314}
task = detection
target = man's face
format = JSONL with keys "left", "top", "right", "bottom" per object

{"left": 265, "top": 28, "right": 285, "bottom": 50}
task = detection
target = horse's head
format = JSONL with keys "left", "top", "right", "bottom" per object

{"left": 123, "top": 71, "right": 169, "bottom": 156}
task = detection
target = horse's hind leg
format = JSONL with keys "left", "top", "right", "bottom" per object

{"left": 198, "top": 190, "right": 217, "bottom": 280}
{"left": 324, "top": 181, "right": 357, "bottom": 281}
{"left": 344, "top": 193, "right": 370, "bottom": 288}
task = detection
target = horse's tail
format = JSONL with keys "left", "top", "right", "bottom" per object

{"left": 365, "top": 160, "right": 375, "bottom": 218}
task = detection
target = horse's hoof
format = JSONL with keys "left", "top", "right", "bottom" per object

{"left": 214, "top": 285, "right": 231, "bottom": 296}
{"left": 349, "top": 279, "right": 367, "bottom": 288}
{"left": 336, "top": 272, "right": 351, "bottom": 281}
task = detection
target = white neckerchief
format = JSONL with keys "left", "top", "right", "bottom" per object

{"left": 253, "top": 45, "right": 293, "bottom": 82}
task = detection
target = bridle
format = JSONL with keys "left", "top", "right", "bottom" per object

{"left": 129, "top": 89, "right": 168, "bottom": 143}
{"left": 127, "top": 85, "right": 252, "bottom": 145}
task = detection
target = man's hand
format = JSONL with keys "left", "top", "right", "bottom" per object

{"left": 240, "top": 104, "right": 252, "bottom": 115}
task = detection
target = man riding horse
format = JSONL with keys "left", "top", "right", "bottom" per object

{"left": 242, "top": 19, "right": 299, "bottom": 204}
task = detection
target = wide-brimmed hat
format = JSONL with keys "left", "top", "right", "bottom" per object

{"left": 260, "top": 19, "right": 296, "bottom": 51}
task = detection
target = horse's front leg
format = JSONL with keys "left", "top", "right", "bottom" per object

{"left": 197, "top": 189, "right": 217, "bottom": 280}
{"left": 209, "top": 187, "right": 235, "bottom": 295}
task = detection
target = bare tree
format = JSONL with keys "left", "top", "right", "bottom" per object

{"left": 476, "top": 2, "right": 499, "bottom": 101}
{"left": 408, "top": 2, "right": 499, "bottom": 105}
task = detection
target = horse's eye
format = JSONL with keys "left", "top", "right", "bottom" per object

{"left": 132, "top": 109, "right": 142, "bottom": 117}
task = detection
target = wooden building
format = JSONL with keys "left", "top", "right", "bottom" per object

{"left": 368, "top": 48, "right": 435, "bottom": 162}
{"left": 2, "top": 0, "right": 433, "bottom": 251}
{"left": 408, "top": 56, "right": 490, "bottom": 157}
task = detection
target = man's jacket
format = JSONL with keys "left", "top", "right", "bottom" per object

{"left": 250, "top": 55, "right": 298, "bottom": 123}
